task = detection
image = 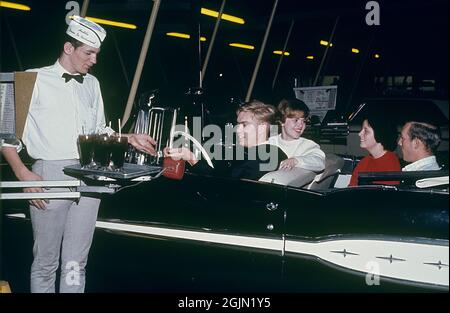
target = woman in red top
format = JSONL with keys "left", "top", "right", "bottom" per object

{"left": 349, "top": 116, "right": 401, "bottom": 186}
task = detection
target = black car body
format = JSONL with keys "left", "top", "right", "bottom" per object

{"left": 2, "top": 160, "right": 448, "bottom": 292}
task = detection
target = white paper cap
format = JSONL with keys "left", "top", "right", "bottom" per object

{"left": 66, "top": 16, "right": 106, "bottom": 48}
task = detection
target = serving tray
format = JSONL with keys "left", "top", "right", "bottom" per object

{"left": 64, "top": 163, "right": 162, "bottom": 180}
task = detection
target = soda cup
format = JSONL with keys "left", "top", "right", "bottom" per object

{"left": 110, "top": 136, "right": 129, "bottom": 170}
{"left": 78, "top": 134, "right": 95, "bottom": 168}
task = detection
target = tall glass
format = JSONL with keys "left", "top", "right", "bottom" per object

{"left": 110, "top": 136, "right": 129, "bottom": 170}
{"left": 78, "top": 134, "right": 95, "bottom": 168}
{"left": 93, "top": 134, "right": 112, "bottom": 169}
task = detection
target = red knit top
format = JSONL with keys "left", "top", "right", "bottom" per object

{"left": 349, "top": 151, "right": 401, "bottom": 186}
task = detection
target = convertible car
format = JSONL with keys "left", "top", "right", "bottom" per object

{"left": 1, "top": 152, "right": 448, "bottom": 292}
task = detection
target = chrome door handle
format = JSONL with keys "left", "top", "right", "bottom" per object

{"left": 266, "top": 202, "right": 279, "bottom": 211}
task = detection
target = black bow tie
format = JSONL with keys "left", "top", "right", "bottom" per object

{"left": 62, "top": 73, "right": 85, "bottom": 84}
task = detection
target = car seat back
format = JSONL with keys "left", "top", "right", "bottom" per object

{"left": 259, "top": 167, "right": 317, "bottom": 187}
{"left": 306, "top": 153, "right": 345, "bottom": 190}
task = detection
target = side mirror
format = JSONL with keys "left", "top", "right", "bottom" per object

{"left": 162, "top": 157, "right": 186, "bottom": 180}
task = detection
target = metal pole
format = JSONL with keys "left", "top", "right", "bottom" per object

{"left": 201, "top": 0, "right": 226, "bottom": 85}
{"left": 112, "top": 30, "right": 130, "bottom": 87}
{"left": 313, "top": 16, "right": 339, "bottom": 87}
{"left": 197, "top": 24, "right": 202, "bottom": 88}
{"left": 188, "top": 0, "right": 201, "bottom": 88}
{"left": 5, "top": 16, "right": 23, "bottom": 71}
{"left": 80, "top": 0, "right": 90, "bottom": 17}
{"left": 122, "top": 0, "right": 162, "bottom": 127}
{"left": 245, "top": 0, "right": 279, "bottom": 102}
{"left": 346, "top": 34, "right": 374, "bottom": 111}
{"left": 313, "top": 16, "right": 339, "bottom": 86}
{"left": 0, "top": 184, "right": 2, "bottom": 282}
{"left": 272, "top": 19, "right": 294, "bottom": 90}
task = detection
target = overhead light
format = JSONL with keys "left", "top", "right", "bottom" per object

{"left": 351, "top": 48, "right": 360, "bottom": 54}
{"left": 306, "top": 55, "right": 314, "bottom": 60}
{"left": 86, "top": 17, "right": 137, "bottom": 29}
{"left": 320, "top": 40, "right": 333, "bottom": 47}
{"left": 201, "top": 8, "right": 245, "bottom": 24}
{"left": 273, "top": 50, "right": 290, "bottom": 56}
{"left": 0, "top": 1, "right": 30, "bottom": 11}
{"left": 167, "top": 32, "right": 190, "bottom": 39}
{"left": 374, "top": 53, "right": 380, "bottom": 59}
{"left": 166, "top": 32, "right": 206, "bottom": 41}
{"left": 229, "top": 43, "right": 254, "bottom": 50}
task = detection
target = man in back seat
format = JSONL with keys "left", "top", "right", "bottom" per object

{"left": 398, "top": 121, "right": 441, "bottom": 171}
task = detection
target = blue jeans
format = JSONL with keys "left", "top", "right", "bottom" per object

{"left": 30, "top": 160, "right": 100, "bottom": 293}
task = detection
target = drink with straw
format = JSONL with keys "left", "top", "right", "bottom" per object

{"left": 93, "top": 134, "right": 112, "bottom": 169}
{"left": 110, "top": 119, "right": 128, "bottom": 170}
{"left": 110, "top": 135, "right": 128, "bottom": 170}
{"left": 78, "top": 134, "right": 95, "bottom": 168}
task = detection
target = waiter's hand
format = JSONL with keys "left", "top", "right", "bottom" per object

{"left": 17, "top": 168, "right": 48, "bottom": 210}
{"left": 127, "top": 133, "right": 157, "bottom": 156}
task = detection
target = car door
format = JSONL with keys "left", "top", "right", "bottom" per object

{"left": 91, "top": 173, "right": 288, "bottom": 292}
{"left": 281, "top": 186, "right": 449, "bottom": 292}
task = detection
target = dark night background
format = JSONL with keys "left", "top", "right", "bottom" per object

{"left": 1, "top": 0, "right": 448, "bottom": 128}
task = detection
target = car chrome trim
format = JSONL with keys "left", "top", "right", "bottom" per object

{"left": 285, "top": 238, "right": 449, "bottom": 287}
{"left": 94, "top": 220, "right": 283, "bottom": 252}
{"left": 5, "top": 213, "right": 283, "bottom": 252}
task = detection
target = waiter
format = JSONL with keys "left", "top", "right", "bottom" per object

{"left": 2, "top": 16, "right": 155, "bottom": 293}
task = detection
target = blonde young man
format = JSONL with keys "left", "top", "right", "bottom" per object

{"left": 165, "top": 101, "right": 287, "bottom": 180}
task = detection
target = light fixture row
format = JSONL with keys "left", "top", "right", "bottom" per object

{"left": 0, "top": 1, "right": 30, "bottom": 11}
{"left": 319, "top": 39, "right": 380, "bottom": 57}
{"left": 1, "top": 3, "right": 244, "bottom": 26}
{"left": 166, "top": 34, "right": 286, "bottom": 56}
{"left": 165, "top": 34, "right": 381, "bottom": 59}
{"left": 166, "top": 32, "right": 207, "bottom": 41}
{"left": 2, "top": 2, "right": 380, "bottom": 60}
{"left": 201, "top": 8, "right": 245, "bottom": 24}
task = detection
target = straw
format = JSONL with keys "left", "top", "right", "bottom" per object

{"left": 82, "top": 125, "right": 85, "bottom": 135}
{"left": 118, "top": 119, "right": 121, "bottom": 138}
{"left": 169, "top": 109, "right": 177, "bottom": 149}
{"left": 184, "top": 116, "right": 188, "bottom": 147}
